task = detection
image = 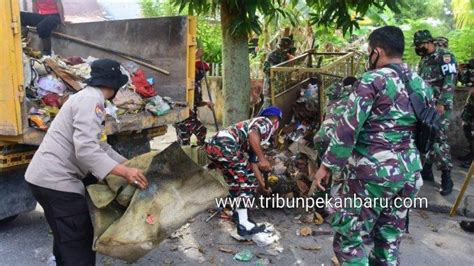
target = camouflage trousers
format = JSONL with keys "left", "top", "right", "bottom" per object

{"left": 425, "top": 110, "right": 452, "bottom": 170}
{"left": 174, "top": 115, "right": 207, "bottom": 146}
{"left": 204, "top": 137, "right": 257, "bottom": 198}
{"left": 330, "top": 171, "right": 422, "bottom": 266}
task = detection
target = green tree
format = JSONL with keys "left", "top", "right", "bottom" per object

{"left": 452, "top": 0, "right": 474, "bottom": 29}
{"left": 174, "top": 0, "right": 404, "bottom": 125}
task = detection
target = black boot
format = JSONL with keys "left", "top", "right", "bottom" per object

{"left": 440, "top": 170, "right": 453, "bottom": 196}
{"left": 42, "top": 37, "right": 52, "bottom": 55}
{"left": 421, "top": 163, "right": 434, "bottom": 182}
{"left": 461, "top": 140, "right": 474, "bottom": 168}
{"left": 460, "top": 220, "right": 474, "bottom": 233}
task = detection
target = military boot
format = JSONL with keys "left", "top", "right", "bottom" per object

{"left": 460, "top": 220, "right": 474, "bottom": 233}
{"left": 421, "top": 163, "right": 434, "bottom": 182}
{"left": 461, "top": 140, "right": 474, "bottom": 168}
{"left": 440, "top": 170, "right": 453, "bottom": 196}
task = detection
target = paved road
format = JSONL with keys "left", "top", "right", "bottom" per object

{"left": 2, "top": 130, "right": 473, "bottom": 265}
{"left": 1, "top": 197, "right": 474, "bottom": 265}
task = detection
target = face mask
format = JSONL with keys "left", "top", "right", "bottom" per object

{"left": 365, "top": 48, "right": 380, "bottom": 71}
{"left": 415, "top": 46, "right": 428, "bottom": 56}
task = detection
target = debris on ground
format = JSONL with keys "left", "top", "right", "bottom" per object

{"left": 255, "top": 258, "right": 271, "bottom": 265}
{"left": 218, "top": 247, "right": 236, "bottom": 254}
{"left": 233, "top": 249, "right": 253, "bottom": 262}
{"left": 332, "top": 256, "right": 340, "bottom": 266}
{"left": 300, "top": 244, "right": 322, "bottom": 251}
{"left": 314, "top": 212, "right": 324, "bottom": 225}
{"left": 299, "top": 226, "right": 313, "bottom": 237}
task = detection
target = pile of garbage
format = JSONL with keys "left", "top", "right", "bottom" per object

{"left": 22, "top": 49, "right": 174, "bottom": 131}
{"left": 264, "top": 77, "right": 322, "bottom": 198}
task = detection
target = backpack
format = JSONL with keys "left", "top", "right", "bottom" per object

{"left": 386, "top": 64, "right": 440, "bottom": 154}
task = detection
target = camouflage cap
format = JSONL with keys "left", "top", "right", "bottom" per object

{"left": 413, "top": 30, "right": 433, "bottom": 45}
{"left": 279, "top": 37, "right": 292, "bottom": 49}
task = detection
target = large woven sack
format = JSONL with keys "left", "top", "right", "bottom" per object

{"left": 87, "top": 142, "right": 227, "bottom": 262}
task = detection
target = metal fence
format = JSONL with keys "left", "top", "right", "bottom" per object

{"left": 270, "top": 51, "right": 365, "bottom": 123}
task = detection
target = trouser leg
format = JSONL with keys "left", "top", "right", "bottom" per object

{"left": 369, "top": 173, "right": 422, "bottom": 266}
{"left": 36, "top": 14, "right": 61, "bottom": 55}
{"left": 28, "top": 183, "right": 95, "bottom": 266}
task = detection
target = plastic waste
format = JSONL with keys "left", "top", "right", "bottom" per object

{"left": 37, "top": 75, "right": 66, "bottom": 97}
{"left": 145, "top": 95, "right": 171, "bottom": 116}
{"left": 233, "top": 249, "right": 253, "bottom": 262}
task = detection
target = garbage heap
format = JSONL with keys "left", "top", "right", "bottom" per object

{"left": 264, "top": 77, "right": 323, "bottom": 198}
{"left": 22, "top": 48, "right": 176, "bottom": 131}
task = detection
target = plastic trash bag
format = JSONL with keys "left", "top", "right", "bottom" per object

{"left": 87, "top": 142, "right": 227, "bottom": 262}
{"left": 145, "top": 95, "right": 171, "bottom": 116}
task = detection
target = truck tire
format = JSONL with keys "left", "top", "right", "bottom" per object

{"left": 0, "top": 167, "right": 37, "bottom": 221}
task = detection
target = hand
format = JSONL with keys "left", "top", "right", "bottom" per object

{"left": 124, "top": 167, "right": 148, "bottom": 190}
{"left": 259, "top": 184, "right": 272, "bottom": 195}
{"left": 436, "top": 104, "right": 445, "bottom": 115}
{"left": 258, "top": 158, "right": 272, "bottom": 172}
{"left": 311, "top": 164, "right": 331, "bottom": 192}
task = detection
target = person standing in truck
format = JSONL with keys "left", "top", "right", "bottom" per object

{"left": 174, "top": 48, "right": 213, "bottom": 146}
{"left": 20, "top": 0, "right": 66, "bottom": 55}
{"left": 25, "top": 59, "right": 149, "bottom": 265}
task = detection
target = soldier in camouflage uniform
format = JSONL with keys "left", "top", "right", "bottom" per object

{"left": 174, "top": 49, "right": 212, "bottom": 146}
{"left": 459, "top": 59, "right": 474, "bottom": 87}
{"left": 460, "top": 88, "right": 474, "bottom": 168}
{"left": 312, "top": 26, "right": 430, "bottom": 265}
{"left": 314, "top": 76, "right": 357, "bottom": 156}
{"left": 204, "top": 107, "right": 282, "bottom": 236}
{"left": 261, "top": 37, "right": 294, "bottom": 108}
{"left": 415, "top": 29, "right": 457, "bottom": 195}
{"left": 434, "top": 36, "right": 449, "bottom": 49}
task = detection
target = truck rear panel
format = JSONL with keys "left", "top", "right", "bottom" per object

{"left": 0, "top": 0, "right": 24, "bottom": 136}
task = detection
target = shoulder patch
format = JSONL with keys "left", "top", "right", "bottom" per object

{"left": 443, "top": 54, "right": 452, "bottom": 64}
{"left": 95, "top": 104, "right": 105, "bottom": 119}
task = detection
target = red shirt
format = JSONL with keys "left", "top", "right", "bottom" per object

{"left": 36, "top": 0, "right": 59, "bottom": 15}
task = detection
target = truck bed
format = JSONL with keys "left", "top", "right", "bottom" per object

{"left": 5, "top": 107, "right": 188, "bottom": 146}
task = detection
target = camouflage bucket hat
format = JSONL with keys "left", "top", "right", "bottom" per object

{"left": 413, "top": 30, "right": 433, "bottom": 46}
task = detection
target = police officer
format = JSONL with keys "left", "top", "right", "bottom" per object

{"left": 414, "top": 29, "right": 457, "bottom": 195}
{"left": 25, "top": 59, "right": 149, "bottom": 265}
{"left": 313, "top": 26, "right": 430, "bottom": 265}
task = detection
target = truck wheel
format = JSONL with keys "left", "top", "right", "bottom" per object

{"left": 0, "top": 215, "right": 18, "bottom": 225}
{"left": 0, "top": 167, "right": 37, "bottom": 221}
